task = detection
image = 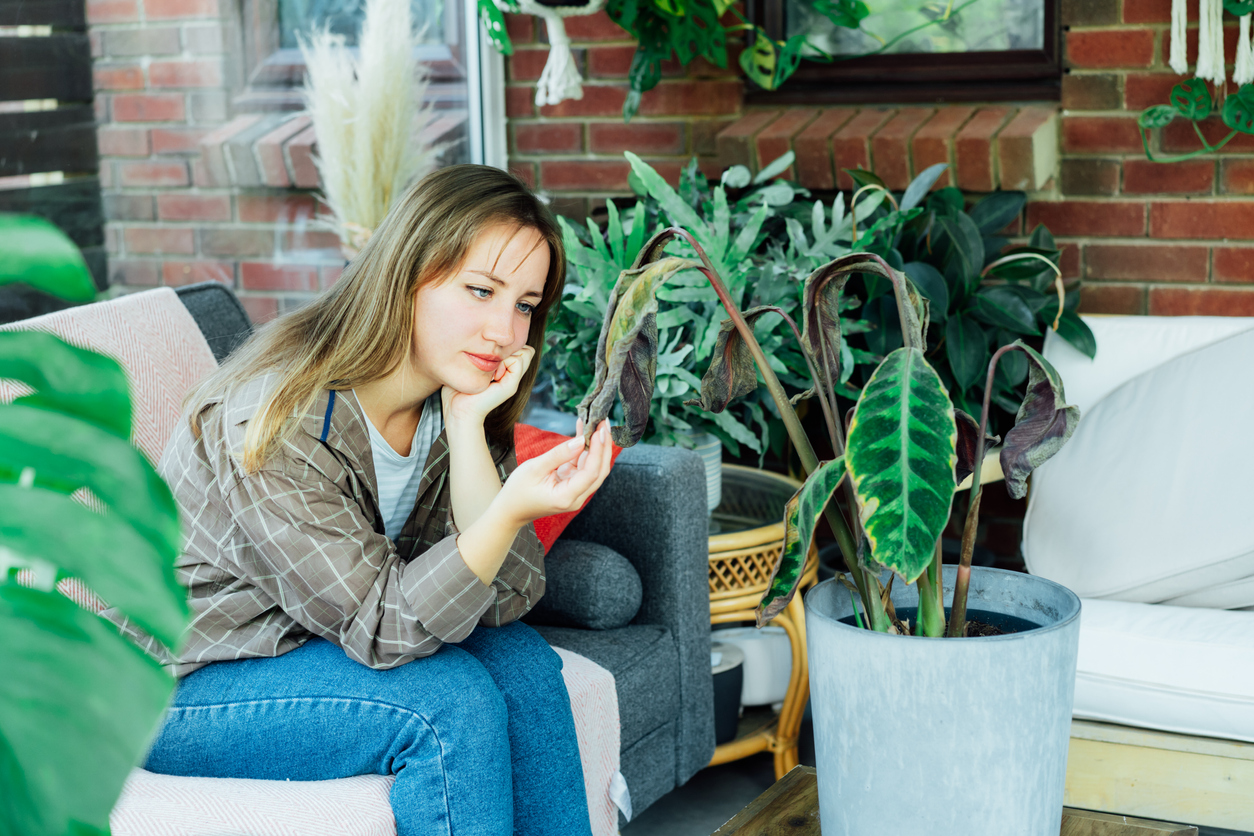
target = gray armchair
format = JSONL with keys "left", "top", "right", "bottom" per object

{"left": 172, "top": 282, "right": 716, "bottom": 823}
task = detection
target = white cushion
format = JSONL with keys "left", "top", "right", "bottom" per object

{"left": 1023, "top": 317, "right": 1254, "bottom": 606}
{"left": 1074, "top": 599, "right": 1254, "bottom": 743}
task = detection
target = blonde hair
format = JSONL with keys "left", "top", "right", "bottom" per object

{"left": 189, "top": 165, "right": 565, "bottom": 473}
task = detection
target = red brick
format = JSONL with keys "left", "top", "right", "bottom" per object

{"left": 201, "top": 228, "right": 275, "bottom": 258}
{"left": 149, "top": 59, "right": 223, "bottom": 88}
{"left": 1162, "top": 24, "right": 1239, "bottom": 67}
{"left": 1079, "top": 283, "right": 1146, "bottom": 314}
{"left": 516, "top": 122, "right": 583, "bottom": 154}
{"left": 162, "top": 260, "right": 233, "bottom": 286}
{"left": 998, "top": 106, "right": 1057, "bottom": 191}
{"left": 102, "top": 26, "right": 180, "bottom": 56}
{"left": 955, "top": 106, "right": 1013, "bottom": 192}
{"left": 1026, "top": 201, "right": 1146, "bottom": 237}
{"left": 1123, "top": 0, "right": 1181, "bottom": 22}
{"left": 508, "top": 159, "right": 536, "bottom": 188}
{"left": 911, "top": 106, "right": 974, "bottom": 188}
{"left": 509, "top": 49, "right": 550, "bottom": 82}
{"left": 124, "top": 226, "right": 195, "bottom": 255}
{"left": 871, "top": 108, "right": 934, "bottom": 190}
{"left": 257, "top": 115, "right": 310, "bottom": 187}
{"left": 1063, "top": 116, "right": 1142, "bottom": 153}
{"left": 1060, "top": 241, "right": 1081, "bottom": 279}
{"left": 240, "top": 262, "right": 319, "bottom": 291}
{"left": 1066, "top": 29, "right": 1155, "bottom": 68}
{"left": 1213, "top": 247, "right": 1254, "bottom": 283}
{"left": 237, "top": 194, "right": 317, "bottom": 224}
{"left": 156, "top": 193, "right": 231, "bottom": 221}
{"left": 240, "top": 295, "right": 279, "bottom": 324}
{"left": 1162, "top": 116, "right": 1254, "bottom": 153}
{"left": 504, "top": 13, "right": 534, "bottom": 44}
{"left": 191, "top": 158, "right": 211, "bottom": 188}
{"left": 540, "top": 160, "right": 631, "bottom": 191}
{"left": 587, "top": 45, "right": 636, "bottom": 78}
{"left": 1061, "top": 74, "right": 1121, "bottom": 110}
{"left": 151, "top": 127, "right": 211, "bottom": 155}
{"left": 98, "top": 126, "right": 149, "bottom": 157}
{"left": 286, "top": 124, "right": 319, "bottom": 189}
{"left": 717, "top": 110, "right": 782, "bottom": 169}
{"left": 282, "top": 229, "right": 341, "bottom": 254}
{"left": 1084, "top": 243, "right": 1208, "bottom": 281}
{"left": 637, "top": 81, "right": 741, "bottom": 118}
{"left": 1122, "top": 159, "right": 1214, "bottom": 194}
{"left": 86, "top": 0, "right": 137, "bottom": 23}
{"left": 1150, "top": 286, "right": 1254, "bottom": 315}
{"left": 94, "top": 95, "right": 108, "bottom": 123}
{"left": 145, "top": 0, "right": 217, "bottom": 18}
{"left": 98, "top": 159, "right": 113, "bottom": 187}
{"left": 117, "top": 161, "right": 189, "bottom": 187}
{"left": 110, "top": 259, "right": 160, "bottom": 287}
{"left": 1220, "top": 159, "right": 1254, "bottom": 195}
{"left": 755, "top": 108, "right": 818, "bottom": 177}
{"left": 588, "top": 122, "right": 683, "bottom": 155}
{"left": 1150, "top": 201, "right": 1254, "bottom": 239}
{"left": 793, "top": 108, "right": 855, "bottom": 190}
{"left": 506, "top": 86, "right": 534, "bottom": 118}
{"left": 537, "top": 85, "right": 627, "bottom": 118}
{"left": 833, "top": 108, "right": 894, "bottom": 190}
{"left": 112, "top": 93, "right": 186, "bottom": 122}
{"left": 1061, "top": 159, "right": 1120, "bottom": 195}
{"left": 563, "top": 12, "right": 628, "bottom": 41}
{"left": 1124, "top": 73, "right": 1179, "bottom": 110}
{"left": 93, "top": 64, "right": 144, "bottom": 90}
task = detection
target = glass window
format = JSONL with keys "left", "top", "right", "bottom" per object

{"left": 277, "top": 0, "right": 448, "bottom": 48}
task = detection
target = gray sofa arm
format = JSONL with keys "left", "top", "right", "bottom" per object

{"left": 174, "top": 282, "right": 253, "bottom": 362}
{"left": 560, "top": 443, "right": 715, "bottom": 785}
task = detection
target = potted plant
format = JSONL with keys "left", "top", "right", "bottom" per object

{"left": 573, "top": 214, "right": 1084, "bottom": 831}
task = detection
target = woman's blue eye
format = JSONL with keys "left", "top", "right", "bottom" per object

{"left": 516, "top": 302, "right": 535, "bottom": 315}
{"left": 469, "top": 286, "right": 491, "bottom": 299}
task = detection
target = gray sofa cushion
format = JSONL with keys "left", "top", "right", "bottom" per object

{"left": 525, "top": 539, "right": 642, "bottom": 630}
{"left": 173, "top": 281, "right": 253, "bottom": 362}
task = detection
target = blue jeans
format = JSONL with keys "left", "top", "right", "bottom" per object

{"left": 144, "top": 622, "right": 594, "bottom": 836}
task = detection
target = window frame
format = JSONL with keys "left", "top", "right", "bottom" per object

{"left": 745, "top": 0, "right": 1061, "bottom": 105}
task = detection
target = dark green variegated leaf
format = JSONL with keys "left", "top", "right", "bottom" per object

{"left": 578, "top": 254, "right": 697, "bottom": 446}
{"left": 900, "top": 164, "right": 949, "bottom": 213}
{"left": 903, "top": 261, "right": 948, "bottom": 322}
{"left": 1028, "top": 223, "right": 1056, "bottom": 251}
{"left": 970, "top": 286, "right": 1041, "bottom": 335}
{"left": 1223, "top": 84, "right": 1254, "bottom": 134}
{"left": 945, "top": 314, "right": 986, "bottom": 392}
{"left": 954, "top": 408, "right": 1000, "bottom": 487}
{"left": 864, "top": 297, "right": 903, "bottom": 357}
{"left": 687, "top": 307, "right": 774, "bottom": 413}
{"left": 0, "top": 331, "right": 132, "bottom": 441}
{"left": 739, "top": 28, "right": 778, "bottom": 90}
{"left": 0, "top": 584, "right": 174, "bottom": 836}
{"left": 1170, "top": 78, "right": 1212, "bottom": 121}
{"left": 936, "top": 212, "right": 984, "bottom": 287}
{"left": 757, "top": 456, "right": 846, "bottom": 626}
{"left": 845, "top": 168, "right": 884, "bottom": 190}
{"left": 1055, "top": 309, "right": 1097, "bottom": 359}
{"left": 846, "top": 348, "right": 957, "bottom": 583}
{"left": 927, "top": 187, "right": 965, "bottom": 216}
{"left": 967, "top": 191, "right": 1025, "bottom": 234}
{"left": 1000, "top": 341, "right": 1081, "bottom": 499}
{"left": 0, "top": 215, "right": 96, "bottom": 303}
{"left": 1138, "top": 104, "right": 1177, "bottom": 129}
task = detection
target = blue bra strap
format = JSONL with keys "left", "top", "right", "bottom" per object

{"left": 320, "top": 390, "right": 336, "bottom": 442}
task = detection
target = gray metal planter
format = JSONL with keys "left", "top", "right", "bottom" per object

{"left": 804, "top": 565, "right": 1081, "bottom": 835}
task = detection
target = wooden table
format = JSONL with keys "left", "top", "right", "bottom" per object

{"left": 710, "top": 766, "right": 1201, "bottom": 835}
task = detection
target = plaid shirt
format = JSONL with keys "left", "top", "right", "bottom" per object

{"left": 105, "top": 373, "right": 545, "bottom": 677}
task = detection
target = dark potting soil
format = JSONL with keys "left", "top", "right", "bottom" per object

{"left": 838, "top": 607, "right": 1040, "bottom": 637}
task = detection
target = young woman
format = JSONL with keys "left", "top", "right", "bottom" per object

{"left": 126, "top": 165, "right": 614, "bottom": 836}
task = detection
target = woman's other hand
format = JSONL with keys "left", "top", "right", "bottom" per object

{"left": 497, "top": 418, "right": 614, "bottom": 526}
{"left": 441, "top": 345, "right": 535, "bottom": 427}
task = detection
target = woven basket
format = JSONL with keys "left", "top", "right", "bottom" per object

{"left": 708, "top": 465, "right": 814, "bottom": 602}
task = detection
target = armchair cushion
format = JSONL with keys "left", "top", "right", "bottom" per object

{"left": 524, "top": 539, "right": 643, "bottom": 630}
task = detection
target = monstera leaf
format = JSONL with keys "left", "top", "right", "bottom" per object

{"left": 757, "top": 457, "right": 846, "bottom": 626}
{"left": 846, "top": 348, "right": 958, "bottom": 583}
{"left": 998, "top": 341, "right": 1081, "bottom": 499}
{"left": 577, "top": 255, "right": 698, "bottom": 447}
{"left": 0, "top": 215, "right": 96, "bottom": 304}
{"left": 687, "top": 306, "right": 776, "bottom": 413}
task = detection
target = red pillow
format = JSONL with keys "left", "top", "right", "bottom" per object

{"left": 514, "top": 423, "right": 623, "bottom": 553}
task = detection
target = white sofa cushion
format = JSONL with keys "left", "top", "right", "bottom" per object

{"left": 1074, "top": 599, "right": 1254, "bottom": 743}
{"left": 1024, "top": 316, "right": 1254, "bottom": 606}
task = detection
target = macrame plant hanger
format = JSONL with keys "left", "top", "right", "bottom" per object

{"left": 499, "top": 0, "right": 608, "bottom": 107}
{"left": 1170, "top": 0, "right": 1254, "bottom": 86}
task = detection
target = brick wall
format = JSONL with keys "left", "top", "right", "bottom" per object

{"left": 88, "top": 0, "right": 340, "bottom": 324}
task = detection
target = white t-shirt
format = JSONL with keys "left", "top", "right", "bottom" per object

{"left": 357, "top": 391, "right": 444, "bottom": 541}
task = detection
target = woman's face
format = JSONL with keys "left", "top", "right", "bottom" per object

{"left": 411, "top": 223, "right": 549, "bottom": 395}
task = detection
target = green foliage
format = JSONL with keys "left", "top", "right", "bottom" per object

{"left": 845, "top": 167, "right": 1090, "bottom": 435}
{"left": 542, "top": 153, "right": 875, "bottom": 456}
{"left": 0, "top": 216, "right": 188, "bottom": 835}
{"left": 1139, "top": 70, "right": 1254, "bottom": 161}
{"left": 845, "top": 347, "right": 957, "bottom": 583}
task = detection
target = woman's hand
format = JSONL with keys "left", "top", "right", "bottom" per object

{"left": 442, "top": 345, "right": 535, "bottom": 427}
{"left": 495, "top": 418, "right": 615, "bottom": 527}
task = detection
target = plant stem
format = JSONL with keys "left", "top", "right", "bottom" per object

{"left": 915, "top": 539, "right": 946, "bottom": 637}
{"left": 1141, "top": 125, "right": 1238, "bottom": 163}
{"left": 759, "top": 305, "right": 840, "bottom": 457}
{"left": 946, "top": 343, "right": 1015, "bottom": 637}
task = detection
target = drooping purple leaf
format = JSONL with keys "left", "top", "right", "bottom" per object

{"left": 999, "top": 341, "right": 1081, "bottom": 499}
{"left": 686, "top": 306, "right": 775, "bottom": 413}
{"left": 954, "top": 408, "right": 1001, "bottom": 486}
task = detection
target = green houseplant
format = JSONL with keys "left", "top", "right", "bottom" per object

{"left": 572, "top": 221, "right": 1085, "bottom": 829}
{"left": 1138, "top": 75, "right": 1254, "bottom": 162}
{"left": 0, "top": 215, "right": 188, "bottom": 836}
